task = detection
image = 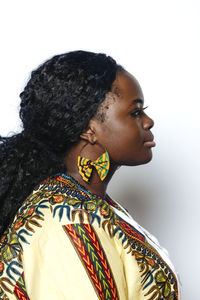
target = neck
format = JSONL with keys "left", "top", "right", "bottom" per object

{"left": 64, "top": 141, "right": 119, "bottom": 199}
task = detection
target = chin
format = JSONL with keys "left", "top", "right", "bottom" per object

{"left": 129, "top": 152, "right": 153, "bottom": 166}
{"left": 118, "top": 149, "right": 154, "bottom": 167}
{"left": 140, "top": 155, "right": 153, "bottom": 165}
{"left": 123, "top": 156, "right": 153, "bottom": 167}
{"left": 141, "top": 151, "right": 153, "bottom": 164}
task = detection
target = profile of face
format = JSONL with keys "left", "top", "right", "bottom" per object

{"left": 90, "top": 70, "right": 155, "bottom": 167}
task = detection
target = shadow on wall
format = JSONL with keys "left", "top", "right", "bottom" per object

{"left": 107, "top": 164, "right": 168, "bottom": 239}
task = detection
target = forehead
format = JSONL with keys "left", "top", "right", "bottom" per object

{"left": 94, "top": 71, "right": 144, "bottom": 123}
{"left": 112, "top": 71, "right": 144, "bottom": 103}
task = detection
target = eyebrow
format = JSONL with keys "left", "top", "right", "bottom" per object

{"left": 128, "top": 98, "right": 144, "bottom": 107}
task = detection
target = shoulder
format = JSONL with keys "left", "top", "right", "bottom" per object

{"left": 29, "top": 174, "right": 116, "bottom": 227}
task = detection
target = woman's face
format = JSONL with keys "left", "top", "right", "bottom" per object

{"left": 94, "top": 70, "right": 155, "bottom": 166}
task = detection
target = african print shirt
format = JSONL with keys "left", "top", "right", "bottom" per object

{"left": 0, "top": 173, "right": 180, "bottom": 299}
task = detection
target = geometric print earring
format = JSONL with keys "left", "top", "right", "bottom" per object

{"left": 77, "top": 143, "right": 110, "bottom": 184}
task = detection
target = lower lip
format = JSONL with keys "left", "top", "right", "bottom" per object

{"left": 144, "top": 141, "right": 156, "bottom": 147}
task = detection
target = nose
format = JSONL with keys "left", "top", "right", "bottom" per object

{"left": 143, "top": 114, "right": 154, "bottom": 130}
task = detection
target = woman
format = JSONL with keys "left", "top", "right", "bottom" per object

{"left": 0, "top": 51, "right": 180, "bottom": 299}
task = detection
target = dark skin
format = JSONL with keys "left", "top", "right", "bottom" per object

{"left": 64, "top": 70, "right": 155, "bottom": 199}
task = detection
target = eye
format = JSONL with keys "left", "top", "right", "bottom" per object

{"left": 130, "top": 106, "right": 148, "bottom": 118}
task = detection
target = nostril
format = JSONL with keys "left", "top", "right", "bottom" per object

{"left": 144, "top": 118, "right": 154, "bottom": 130}
{"left": 148, "top": 118, "right": 154, "bottom": 130}
{"left": 149, "top": 123, "right": 154, "bottom": 130}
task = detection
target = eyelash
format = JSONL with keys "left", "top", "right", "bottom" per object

{"left": 130, "top": 106, "right": 148, "bottom": 118}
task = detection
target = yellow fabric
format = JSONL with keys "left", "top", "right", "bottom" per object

{"left": 0, "top": 174, "right": 180, "bottom": 299}
{"left": 22, "top": 214, "right": 129, "bottom": 300}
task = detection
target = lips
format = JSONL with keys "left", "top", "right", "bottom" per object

{"left": 144, "top": 140, "right": 156, "bottom": 147}
{"left": 143, "top": 133, "right": 156, "bottom": 147}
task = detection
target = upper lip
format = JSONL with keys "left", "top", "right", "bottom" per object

{"left": 143, "top": 133, "right": 154, "bottom": 143}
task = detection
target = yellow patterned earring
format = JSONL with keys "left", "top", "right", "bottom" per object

{"left": 77, "top": 143, "right": 110, "bottom": 183}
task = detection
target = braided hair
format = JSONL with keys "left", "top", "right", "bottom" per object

{"left": 0, "top": 50, "right": 124, "bottom": 236}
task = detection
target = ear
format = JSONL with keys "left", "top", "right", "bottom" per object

{"left": 80, "top": 120, "right": 97, "bottom": 144}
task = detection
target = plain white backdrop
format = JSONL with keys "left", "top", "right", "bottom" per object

{"left": 0, "top": 1, "right": 199, "bottom": 299}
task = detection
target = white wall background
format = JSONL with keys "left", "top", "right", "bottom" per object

{"left": 0, "top": 1, "right": 199, "bottom": 299}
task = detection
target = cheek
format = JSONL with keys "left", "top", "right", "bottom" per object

{"left": 103, "top": 122, "right": 143, "bottom": 157}
{"left": 100, "top": 121, "right": 152, "bottom": 165}
{"left": 110, "top": 120, "right": 142, "bottom": 145}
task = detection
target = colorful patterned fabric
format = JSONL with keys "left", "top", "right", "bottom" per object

{"left": 0, "top": 173, "right": 180, "bottom": 299}
{"left": 64, "top": 224, "right": 119, "bottom": 300}
{"left": 78, "top": 151, "right": 110, "bottom": 182}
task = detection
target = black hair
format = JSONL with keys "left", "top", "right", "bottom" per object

{"left": 0, "top": 50, "right": 124, "bottom": 236}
